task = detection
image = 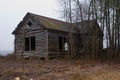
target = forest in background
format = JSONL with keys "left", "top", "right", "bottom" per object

{"left": 59, "top": 0, "right": 120, "bottom": 63}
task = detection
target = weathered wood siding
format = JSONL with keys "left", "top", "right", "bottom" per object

{"left": 14, "top": 26, "right": 25, "bottom": 56}
{"left": 48, "top": 32, "right": 59, "bottom": 57}
{"left": 48, "top": 29, "right": 68, "bottom": 57}
{"left": 15, "top": 34, "right": 24, "bottom": 56}
{"left": 35, "top": 30, "right": 48, "bottom": 57}
{"left": 14, "top": 18, "right": 48, "bottom": 57}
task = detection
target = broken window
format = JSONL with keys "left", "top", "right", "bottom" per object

{"left": 27, "top": 21, "right": 32, "bottom": 26}
{"left": 31, "top": 37, "right": 35, "bottom": 50}
{"left": 25, "top": 37, "right": 29, "bottom": 51}
{"left": 58, "top": 36, "right": 68, "bottom": 51}
{"left": 59, "top": 37, "right": 63, "bottom": 50}
{"left": 25, "top": 36, "right": 36, "bottom": 51}
{"left": 25, "top": 21, "right": 32, "bottom": 30}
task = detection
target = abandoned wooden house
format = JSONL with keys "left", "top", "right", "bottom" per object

{"left": 12, "top": 12, "right": 103, "bottom": 58}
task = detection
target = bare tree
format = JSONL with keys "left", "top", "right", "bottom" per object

{"left": 59, "top": 0, "right": 120, "bottom": 62}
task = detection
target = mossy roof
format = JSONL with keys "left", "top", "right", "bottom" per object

{"left": 29, "top": 12, "right": 78, "bottom": 32}
{"left": 12, "top": 12, "right": 100, "bottom": 34}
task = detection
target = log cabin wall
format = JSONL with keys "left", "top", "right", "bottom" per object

{"left": 13, "top": 13, "right": 103, "bottom": 58}
{"left": 24, "top": 29, "right": 48, "bottom": 57}
{"left": 47, "top": 29, "right": 68, "bottom": 57}
{"left": 14, "top": 27, "right": 25, "bottom": 57}
{"left": 35, "top": 30, "right": 48, "bottom": 57}
{"left": 14, "top": 18, "right": 48, "bottom": 58}
{"left": 15, "top": 34, "right": 24, "bottom": 56}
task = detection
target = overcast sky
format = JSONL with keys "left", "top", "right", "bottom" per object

{"left": 0, "top": 0, "right": 59, "bottom": 51}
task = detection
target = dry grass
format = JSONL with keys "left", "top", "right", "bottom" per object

{"left": 0, "top": 58, "right": 120, "bottom": 80}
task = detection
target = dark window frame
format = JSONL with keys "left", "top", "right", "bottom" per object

{"left": 25, "top": 36, "right": 36, "bottom": 51}
{"left": 27, "top": 21, "right": 32, "bottom": 27}
{"left": 25, "top": 37, "right": 29, "bottom": 51}
{"left": 58, "top": 36, "right": 67, "bottom": 51}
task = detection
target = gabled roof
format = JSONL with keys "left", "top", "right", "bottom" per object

{"left": 30, "top": 13, "right": 70, "bottom": 31}
{"left": 12, "top": 12, "right": 79, "bottom": 34}
{"left": 73, "top": 20, "right": 101, "bottom": 34}
{"left": 12, "top": 12, "right": 101, "bottom": 34}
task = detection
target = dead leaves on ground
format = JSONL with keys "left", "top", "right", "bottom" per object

{"left": 0, "top": 59, "right": 120, "bottom": 80}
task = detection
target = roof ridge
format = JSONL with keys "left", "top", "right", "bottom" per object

{"left": 27, "top": 12, "right": 67, "bottom": 24}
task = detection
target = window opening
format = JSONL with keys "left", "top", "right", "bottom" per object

{"left": 31, "top": 37, "right": 35, "bottom": 50}
{"left": 58, "top": 36, "right": 68, "bottom": 51}
{"left": 27, "top": 21, "right": 32, "bottom": 26}
{"left": 25, "top": 37, "right": 29, "bottom": 51}
{"left": 25, "top": 36, "right": 35, "bottom": 51}
{"left": 59, "top": 37, "right": 63, "bottom": 50}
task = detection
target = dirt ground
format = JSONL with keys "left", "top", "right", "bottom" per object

{"left": 0, "top": 58, "right": 120, "bottom": 80}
